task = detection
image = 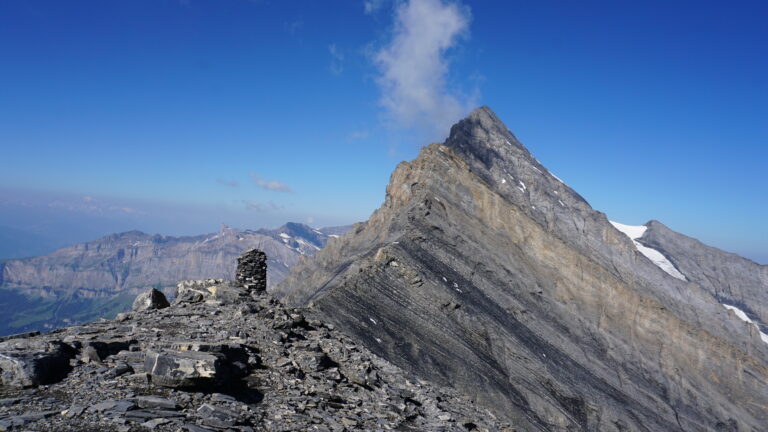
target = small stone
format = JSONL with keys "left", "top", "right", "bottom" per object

{"left": 65, "top": 404, "right": 86, "bottom": 418}
{"left": 134, "top": 395, "right": 179, "bottom": 410}
{"left": 141, "top": 418, "right": 172, "bottom": 429}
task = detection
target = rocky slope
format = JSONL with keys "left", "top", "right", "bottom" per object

{"left": 0, "top": 223, "right": 349, "bottom": 335}
{"left": 275, "top": 107, "right": 768, "bottom": 431}
{"left": 639, "top": 220, "right": 768, "bottom": 334}
{"left": 0, "top": 253, "right": 508, "bottom": 432}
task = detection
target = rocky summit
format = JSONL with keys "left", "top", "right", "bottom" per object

{"left": 275, "top": 107, "right": 768, "bottom": 431}
{"left": 0, "top": 249, "right": 506, "bottom": 432}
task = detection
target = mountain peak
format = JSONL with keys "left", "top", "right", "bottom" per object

{"left": 445, "top": 106, "right": 525, "bottom": 155}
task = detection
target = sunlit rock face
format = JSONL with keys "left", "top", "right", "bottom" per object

{"left": 275, "top": 107, "right": 768, "bottom": 431}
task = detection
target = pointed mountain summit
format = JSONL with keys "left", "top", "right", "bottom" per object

{"left": 275, "top": 107, "right": 768, "bottom": 431}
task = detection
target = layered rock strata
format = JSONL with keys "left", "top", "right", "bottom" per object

{"left": 275, "top": 107, "right": 768, "bottom": 431}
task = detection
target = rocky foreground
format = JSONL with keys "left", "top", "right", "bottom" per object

{"left": 0, "top": 251, "right": 509, "bottom": 432}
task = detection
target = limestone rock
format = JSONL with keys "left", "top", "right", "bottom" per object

{"left": 0, "top": 339, "right": 76, "bottom": 388}
{"left": 274, "top": 107, "right": 768, "bottom": 431}
{"left": 132, "top": 288, "right": 170, "bottom": 312}
{"left": 144, "top": 349, "right": 236, "bottom": 389}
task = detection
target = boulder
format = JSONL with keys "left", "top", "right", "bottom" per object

{"left": 132, "top": 288, "right": 170, "bottom": 312}
{"left": 144, "top": 349, "right": 234, "bottom": 389}
{"left": 0, "top": 339, "right": 76, "bottom": 388}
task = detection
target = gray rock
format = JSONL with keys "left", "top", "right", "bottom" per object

{"left": 0, "top": 339, "right": 75, "bottom": 388}
{"left": 274, "top": 107, "right": 768, "bottom": 431}
{"left": 196, "top": 403, "right": 240, "bottom": 428}
{"left": 144, "top": 349, "right": 232, "bottom": 389}
{"left": 132, "top": 288, "right": 170, "bottom": 312}
{"left": 133, "top": 395, "right": 178, "bottom": 410}
{"left": 140, "top": 418, "right": 172, "bottom": 429}
{"left": 641, "top": 219, "right": 768, "bottom": 327}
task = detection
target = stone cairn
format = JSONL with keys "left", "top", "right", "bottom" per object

{"left": 236, "top": 248, "right": 267, "bottom": 292}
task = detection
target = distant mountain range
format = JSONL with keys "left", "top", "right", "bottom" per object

{"left": 0, "top": 222, "right": 351, "bottom": 335}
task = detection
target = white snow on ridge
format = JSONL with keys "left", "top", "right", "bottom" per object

{"left": 609, "top": 221, "right": 687, "bottom": 281}
{"left": 722, "top": 304, "right": 768, "bottom": 344}
{"left": 279, "top": 233, "right": 291, "bottom": 239}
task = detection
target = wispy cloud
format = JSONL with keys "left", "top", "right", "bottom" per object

{"left": 284, "top": 19, "right": 303, "bottom": 36}
{"left": 364, "top": 0, "right": 388, "bottom": 14}
{"left": 242, "top": 200, "right": 283, "bottom": 212}
{"left": 373, "top": 0, "right": 475, "bottom": 138}
{"left": 216, "top": 178, "right": 240, "bottom": 188}
{"left": 328, "top": 44, "right": 345, "bottom": 75}
{"left": 249, "top": 173, "right": 293, "bottom": 193}
{"left": 348, "top": 130, "right": 370, "bottom": 140}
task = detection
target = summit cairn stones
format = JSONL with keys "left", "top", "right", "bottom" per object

{"left": 236, "top": 249, "right": 267, "bottom": 293}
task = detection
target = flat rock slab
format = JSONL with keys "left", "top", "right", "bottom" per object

{"left": 144, "top": 349, "right": 230, "bottom": 389}
{"left": 133, "top": 395, "right": 179, "bottom": 410}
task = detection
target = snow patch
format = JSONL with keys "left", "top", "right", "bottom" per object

{"left": 279, "top": 233, "right": 291, "bottom": 239}
{"left": 369, "top": 317, "right": 377, "bottom": 325}
{"left": 609, "top": 221, "right": 687, "bottom": 281}
{"left": 501, "top": 178, "right": 506, "bottom": 184}
{"left": 722, "top": 304, "right": 768, "bottom": 344}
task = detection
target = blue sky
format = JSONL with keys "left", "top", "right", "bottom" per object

{"left": 1, "top": 0, "right": 766, "bottom": 263}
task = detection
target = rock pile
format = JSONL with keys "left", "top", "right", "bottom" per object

{"left": 0, "top": 249, "right": 511, "bottom": 431}
{"left": 236, "top": 249, "right": 267, "bottom": 293}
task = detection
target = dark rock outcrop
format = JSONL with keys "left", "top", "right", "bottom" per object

{"left": 275, "top": 107, "right": 768, "bottom": 431}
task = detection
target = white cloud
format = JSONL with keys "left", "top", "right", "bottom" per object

{"left": 249, "top": 173, "right": 293, "bottom": 193}
{"left": 374, "top": 0, "right": 475, "bottom": 138}
{"left": 328, "top": 44, "right": 344, "bottom": 75}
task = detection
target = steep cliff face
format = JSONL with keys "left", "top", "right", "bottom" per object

{"left": 0, "top": 223, "right": 349, "bottom": 335}
{"left": 275, "top": 107, "right": 768, "bottom": 431}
